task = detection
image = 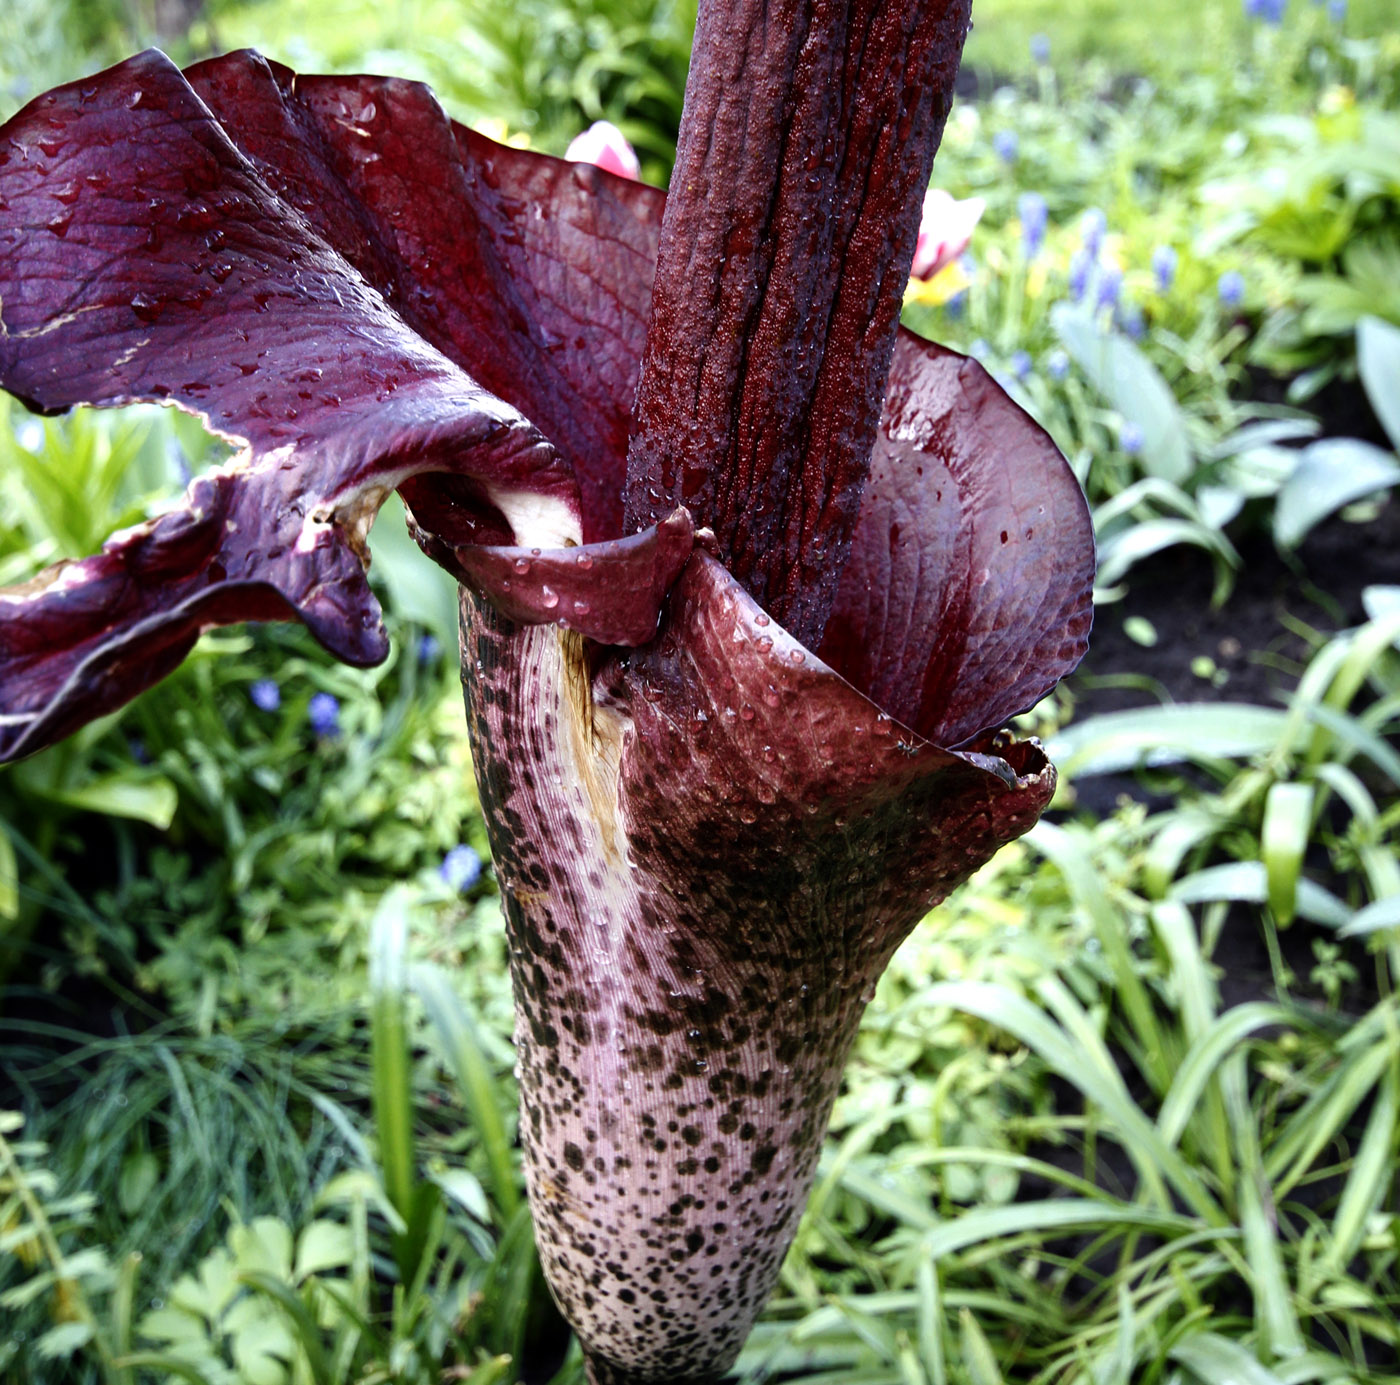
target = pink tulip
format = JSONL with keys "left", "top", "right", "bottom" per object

{"left": 564, "top": 119, "right": 641, "bottom": 180}
{"left": 910, "top": 187, "right": 985, "bottom": 279}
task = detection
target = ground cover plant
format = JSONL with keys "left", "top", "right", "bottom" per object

{"left": 2, "top": 1, "right": 1399, "bottom": 1383}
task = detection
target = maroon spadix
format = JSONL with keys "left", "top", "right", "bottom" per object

{"left": 0, "top": 2, "right": 1094, "bottom": 1380}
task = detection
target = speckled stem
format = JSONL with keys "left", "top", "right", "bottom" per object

{"left": 458, "top": 556, "right": 1055, "bottom": 1382}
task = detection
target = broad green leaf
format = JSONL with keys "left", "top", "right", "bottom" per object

{"left": 1049, "top": 705, "right": 1290, "bottom": 777}
{"left": 1338, "top": 895, "right": 1400, "bottom": 937}
{"left": 1053, "top": 303, "right": 1193, "bottom": 483}
{"left": 916, "top": 1198, "right": 1195, "bottom": 1262}
{"left": 1274, "top": 439, "right": 1400, "bottom": 549}
{"left": 0, "top": 826, "right": 16, "bottom": 921}
{"left": 1171, "top": 1331, "right": 1285, "bottom": 1385}
{"left": 293, "top": 1220, "right": 353, "bottom": 1282}
{"left": 41, "top": 773, "right": 178, "bottom": 829}
{"left": 1096, "top": 519, "right": 1238, "bottom": 589}
{"left": 1170, "top": 861, "right": 1353, "bottom": 929}
{"left": 35, "top": 1321, "right": 94, "bottom": 1359}
{"left": 1361, "top": 585, "right": 1400, "bottom": 623}
{"left": 960, "top": 1309, "right": 1005, "bottom": 1385}
{"left": 1357, "top": 315, "right": 1400, "bottom": 451}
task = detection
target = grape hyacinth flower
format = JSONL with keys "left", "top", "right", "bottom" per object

{"left": 418, "top": 632, "right": 442, "bottom": 664}
{"left": 1244, "top": 0, "right": 1287, "bottom": 23}
{"left": 250, "top": 679, "right": 281, "bottom": 712}
{"left": 308, "top": 691, "right": 341, "bottom": 738}
{"left": 1017, "top": 191, "right": 1047, "bottom": 259}
{"left": 1117, "top": 303, "right": 1145, "bottom": 340}
{"left": 0, "top": 3, "right": 1093, "bottom": 1379}
{"left": 1151, "top": 245, "right": 1178, "bottom": 294}
{"left": 440, "top": 843, "right": 484, "bottom": 892}
{"left": 1010, "top": 350, "right": 1033, "bottom": 382}
{"left": 565, "top": 119, "right": 642, "bottom": 181}
{"left": 1047, "top": 348, "right": 1071, "bottom": 380}
{"left": 1218, "top": 269, "right": 1246, "bottom": 307}
{"left": 1030, "top": 33, "right": 1051, "bottom": 64}
{"left": 1081, "top": 207, "right": 1107, "bottom": 258}
{"left": 1120, "top": 422, "right": 1145, "bottom": 455}
{"left": 1068, "top": 249, "right": 1093, "bottom": 301}
{"left": 993, "top": 128, "right": 1019, "bottom": 163}
{"left": 1096, "top": 266, "right": 1123, "bottom": 313}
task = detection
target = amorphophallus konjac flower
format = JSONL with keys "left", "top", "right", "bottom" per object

{"left": 0, "top": 0, "right": 1094, "bottom": 1379}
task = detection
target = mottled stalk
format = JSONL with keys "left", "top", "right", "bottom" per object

{"left": 460, "top": 554, "right": 1056, "bottom": 1383}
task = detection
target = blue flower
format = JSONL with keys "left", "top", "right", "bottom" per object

{"left": 1244, "top": 0, "right": 1286, "bottom": 22}
{"left": 1120, "top": 422, "right": 1145, "bottom": 455}
{"left": 993, "top": 130, "right": 1019, "bottom": 164}
{"left": 128, "top": 737, "right": 149, "bottom": 764}
{"left": 1080, "top": 208, "right": 1107, "bottom": 258}
{"left": 440, "top": 844, "right": 483, "bottom": 892}
{"left": 1117, "top": 303, "right": 1145, "bottom": 339}
{"left": 1096, "top": 267, "right": 1122, "bottom": 313}
{"left": 1030, "top": 33, "right": 1051, "bottom": 64}
{"left": 1067, "top": 250, "right": 1092, "bottom": 301}
{"left": 1009, "top": 350, "right": 1033, "bottom": 381}
{"left": 1017, "top": 191, "right": 1048, "bottom": 258}
{"left": 308, "top": 691, "right": 340, "bottom": 736}
{"left": 969, "top": 338, "right": 991, "bottom": 359}
{"left": 250, "top": 679, "right": 281, "bottom": 712}
{"left": 1217, "top": 270, "right": 1245, "bottom": 308}
{"left": 418, "top": 633, "right": 441, "bottom": 665}
{"left": 944, "top": 290, "right": 966, "bottom": 319}
{"left": 1047, "top": 349, "right": 1070, "bottom": 380}
{"left": 1150, "top": 245, "right": 1178, "bottom": 294}
{"left": 1327, "top": 0, "right": 1345, "bottom": 19}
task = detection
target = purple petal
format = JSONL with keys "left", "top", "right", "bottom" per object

{"left": 186, "top": 51, "right": 665, "bottom": 542}
{"left": 445, "top": 509, "right": 695, "bottom": 645}
{"left": 0, "top": 51, "right": 678, "bottom": 759}
{"left": 817, "top": 335, "right": 1094, "bottom": 747}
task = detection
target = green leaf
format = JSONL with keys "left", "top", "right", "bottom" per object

{"left": 1321, "top": 1066, "right": 1398, "bottom": 1273}
{"left": 35, "top": 1321, "right": 94, "bottom": 1360}
{"left": 1096, "top": 518, "right": 1238, "bottom": 590}
{"left": 0, "top": 825, "right": 17, "bottom": 921}
{"left": 1357, "top": 314, "right": 1400, "bottom": 452}
{"left": 1170, "top": 862, "right": 1353, "bottom": 929}
{"left": 1048, "top": 704, "right": 1290, "bottom": 777}
{"left": 1052, "top": 303, "right": 1193, "bottom": 483}
{"left": 959, "top": 1309, "right": 1004, "bottom": 1385}
{"left": 293, "top": 1221, "right": 353, "bottom": 1282}
{"left": 1338, "top": 894, "right": 1400, "bottom": 938}
{"left": 1274, "top": 439, "right": 1400, "bottom": 550}
{"left": 41, "top": 773, "right": 179, "bottom": 829}
{"left": 1158, "top": 1003, "right": 1294, "bottom": 1147}
{"left": 1170, "top": 1331, "right": 1285, "bottom": 1385}
{"left": 412, "top": 961, "right": 521, "bottom": 1222}
{"left": 118, "top": 1151, "right": 160, "bottom": 1217}
{"left": 1261, "top": 782, "right": 1314, "bottom": 925}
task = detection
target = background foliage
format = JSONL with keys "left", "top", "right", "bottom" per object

{"left": 1, "top": 1, "right": 1398, "bottom": 1382}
